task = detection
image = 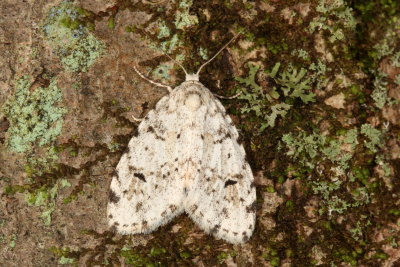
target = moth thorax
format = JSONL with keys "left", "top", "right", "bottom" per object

{"left": 185, "top": 93, "right": 201, "bottom": 111}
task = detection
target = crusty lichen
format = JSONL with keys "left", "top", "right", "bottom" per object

{"left": 43, "top": 1, "right": 104, "bottom": 72}
{"left": 2, "top": 76, "right": 67, "bottom": 153}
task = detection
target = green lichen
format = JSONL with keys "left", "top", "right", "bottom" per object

{"left": 157, "top": 19, "right": 171, "bottom": 39}
{"left": 43, "top": 1, "right": 104, "bottom": 72}
{"left": 50, "top": 246, "right": 77, "bottom": 265}
{"left": 236, "top": 62, "right": 315, "bottom": 131}
{"left": 174, "top": 0, "right": 198, "bottom": 30}
{"left": 282, "top": 131, "right": 326, "bottom": 167}
{"left": 282, "top": 127, "right": 373, "bottom": 216}
{"left": 269, "top": 64, "right": 316, "bottom": 104}
{"left": 360, "top": 124, "right": 383, "bottom": 153}
{"left": 391, "top": 51, "right": 400, "bottom": 67}
{"left": 309, "top": 0, "right": 356, "bottom": 43}
{"left": 152, "top": 64, "right": 172, "bottom": 81}
{"left": 371, "top": 72, "right": 390, "bottom": 109}
{"left": 2, "top": 76, "right": 67, "bottom": 153}
{"left": 59, "top": 256, "right": 75, "bottom": 265}
{"left": 120, "top": 246, "right": 162, "bottom": 266}
{"left": 291, "top": 49, "right": 310, "bottom": 61}
{"left": 25, "top": 179, "right": 70, "bottom": 226}
{"left": 9, "top": 234, "right": 17, "bottom": 249}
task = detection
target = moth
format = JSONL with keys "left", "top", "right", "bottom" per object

{"left": 107, "top": 34, "right": 256, "bottom": 244}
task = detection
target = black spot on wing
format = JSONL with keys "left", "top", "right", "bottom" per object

{"left": 246, "top": 201, "right": 257, "bottom": 213}
{"left": 123, "top": 146, "right": 130, "bottom": 155}
{"left": 108, "top": 190, "right": 120, "bottom": 203}
{"left": 109, "top": 225, "right": 117, "bottom": 233}
{"left": 169, "top": 205, "right": 178, "bottom": 212}
{"left": 210, "top": 224, "right": 221, "bottom": 234}
{"left": 242, "top": 232, "right": 249, "bottom": 242}
{"left": 189, "top": 204, "right": 198, "bottom": 213}
{"left": 134, "top": 172, "right": 146, "bottom": 182}
{"left": 224, "top": 179, "right": 237, "bottom": 187}
{"left": 214, "top": 133, "right": 232, "bottom": 144}
{"left": 147, "top": 126, "right": 165, "bottom": 141}
{"left": 136, "top": 202, "right": 143, "bottom": 212}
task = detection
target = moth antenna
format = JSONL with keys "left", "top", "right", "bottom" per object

{"left": 195, "top": 32, "right": 241, "bottom": 76}
{"left": 163, "top": 53, "right": 189, "bottom": 76}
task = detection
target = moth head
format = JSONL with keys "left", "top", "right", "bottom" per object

{"left": 185, "top": 73, "right": 200, "bottom": 82}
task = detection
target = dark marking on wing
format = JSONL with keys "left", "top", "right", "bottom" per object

{"left": 224, "top": 179, "right": 237, "bottom": 187}
{"left": 190, "top": 204, "right": 198, "bottom": 213}
{"left": 109, "top": 225, "right": 117, "bottom": 233}
{"left": 242, "top": 232, "right": 249, "bottom": 242}
{"left": 128, "top": 166, "right": 137, "bottom": 172}
{"left": 123, "top": 224, "right": 128, "bottom": 227}
{"left": 108, "top": 214, "right": 113, "bottom": 219}
{"left": 221, "top": 208, "right": 229, "bottom": 217}
{"left": 136, "top": 202, "right": 143, "bottom": 212}
{"left": 233, "top": 174, "right": 244, "bottom": 180}
{"left": 147, "top": 126, "right": 165, "bottom": 141}
{"left": 227, "top": 153, "right": 231, "bottom": 158}
{"left": 177, "top": 133, "right": 181, "bottom": 139}
{"left": 246, "top": 201, "right": 257, "bottom": 213}
{"left": 134, "top": 172, "right": 146, "bottom": 182}
{"left": 108, "top": 190, "right": 120, "bottom": 203}
{"left": 114, "top": 222, "right": 119, "bottom": 226}
{"left": 169, "top": 205, "right": 177, "bottom": 212}
{"left": 210, "top": 224, "right": 221, "bottom": 234}
{"left": 213, "top": 132, "right": 233, "bottom": 144}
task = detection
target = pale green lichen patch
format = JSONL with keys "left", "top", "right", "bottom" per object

{"left": 309, "top": 0, "right": 356, "bottom": 43}
{"left": 25, "top": 179, "right": 71, "bottom": 226}
{"left": 236, "top": 62, "right": 315, "bottom": 131}
{"left": 43, "top": 1, "right": 104, "bottom": 72}
{"left": 281, "top": 127, "right": 378, "bottom": 216}
{"left": 174, "top": 0, "right": 199, "bottom": 30}
{"left": 2, "top": 76, "right": 67, "bottom": 153}
{"left": 360, "top": 124, "right": 384, "bottom": 153}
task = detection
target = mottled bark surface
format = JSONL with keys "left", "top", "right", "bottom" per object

{"left": 1, "top": 0, "right": 400, "bottom": 266}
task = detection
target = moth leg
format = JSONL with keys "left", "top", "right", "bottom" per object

{"left": 213, "top": 91, "right": 242, "bottom": 100}
{"left": 133, "top": 66, "right": 172, "bottom": 93}
{"left": 131, "top": 114, "right": 143, "bottom": 122}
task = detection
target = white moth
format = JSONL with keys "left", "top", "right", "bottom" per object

{"left": 107, "top": 34, "right": 256, "bottom": 244}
